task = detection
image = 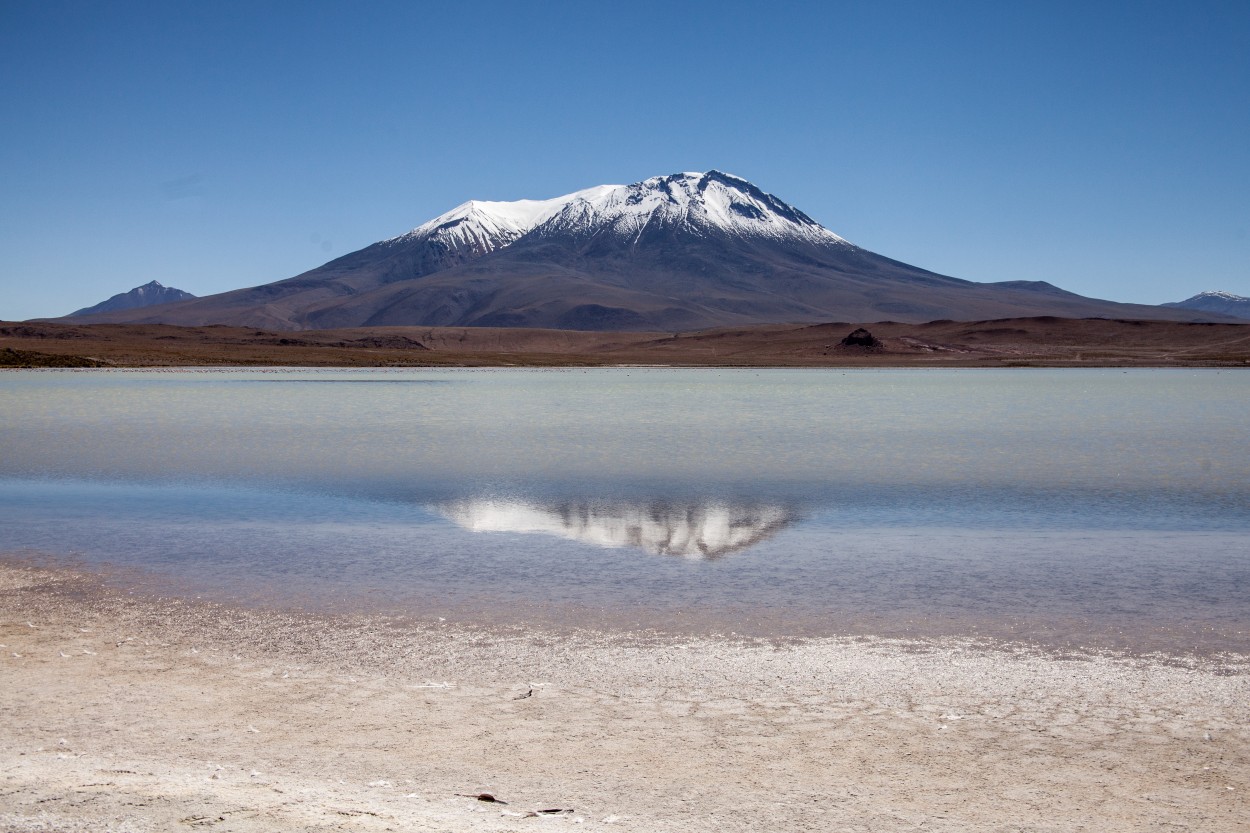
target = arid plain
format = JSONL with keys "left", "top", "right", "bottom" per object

{"left": 3, "top": 316, "right": 1249, "bottom": 368}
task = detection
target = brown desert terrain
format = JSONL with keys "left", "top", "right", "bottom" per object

{"left": 3, "top": 316, "right": 1250, "bottom": 368}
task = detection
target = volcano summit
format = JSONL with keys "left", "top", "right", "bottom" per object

{"left": 66, "top": 171, "right": 1224, "bottom": 331}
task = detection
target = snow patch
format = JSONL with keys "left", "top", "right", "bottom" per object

{"left": 1190, "top": 290, "right": 1248, "bottom": 302}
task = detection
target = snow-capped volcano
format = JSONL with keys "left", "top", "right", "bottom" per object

{"left": 405, "top": 171, "right": 846, "bottom": 246}
{"left": 61, "top": 171, "right": 1239, "bottom": 330}
{"left": 384, "top": 171, "right": 846, "bottom": 275}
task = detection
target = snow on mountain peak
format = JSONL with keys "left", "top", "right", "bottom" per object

{"left": 389, "top": 171, "right": 847, "bottom": 256}
{"left": 610, "top": 170, "right": 843, "bottom": 243}
{"left": 1191, "top": 290, "right": 1248, "bottom": 301}
{"left": 1162, "top": 290, "right": 1250, "bottom": 319}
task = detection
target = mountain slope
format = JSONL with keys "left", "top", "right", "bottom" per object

{"left": 62, "top": 172, "right": 1237, "bottom": 330}
{"left": 69, "top": 281, "right": 196, "bottom": 317}
{"left": 1162, "top": 291, "right": 1250, "bottom": 320}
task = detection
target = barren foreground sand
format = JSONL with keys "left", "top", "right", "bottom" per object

{"left": 2, "top": 562, "right": 1247, "bottom": 832}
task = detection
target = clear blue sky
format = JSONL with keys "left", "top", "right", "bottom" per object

{"left": 2, "top": 0, "right": 1247, "bottom": 320}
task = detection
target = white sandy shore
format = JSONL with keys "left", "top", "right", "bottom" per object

{"left": 1, "top": 562, "right": 1247, "bottom": 832}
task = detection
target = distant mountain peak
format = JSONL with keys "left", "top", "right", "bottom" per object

{"left": 1189, "top": 290, "right": 1247, "bottom": 301}
{"left": 69, "top": 281, "right": 196, "bottom": 317}
{"left": 1162, "top": 290, "right": 1250, "bottom": 320}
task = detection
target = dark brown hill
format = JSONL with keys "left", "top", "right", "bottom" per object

{"left": 4, "top": 317, "right": 1247, "bottom": 368}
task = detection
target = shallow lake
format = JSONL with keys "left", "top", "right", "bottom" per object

{"left": 2, "top": 367, "right": 1248, "bottom": 652}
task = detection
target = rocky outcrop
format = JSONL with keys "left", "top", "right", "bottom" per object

{"left": 839, "top": 328, "right": 883, "bottom": 348}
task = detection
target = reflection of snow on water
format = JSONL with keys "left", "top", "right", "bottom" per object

{"left": 440, "top": 499, "right": 796, "bottom": 559}
{"left": 3, "top": 367, "right": 1249, "bottom": 650}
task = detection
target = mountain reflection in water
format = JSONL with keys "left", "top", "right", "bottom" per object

{"left": 439, "top": 499, "right": 797, "bottom": 559}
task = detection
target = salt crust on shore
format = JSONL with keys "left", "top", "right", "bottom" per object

{"left": 1, "top": 562, "right": 1247, "bottom": 832}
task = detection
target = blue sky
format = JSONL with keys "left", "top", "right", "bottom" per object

{"left": 2, "top": 0, "right": 1248, "bottom": 320}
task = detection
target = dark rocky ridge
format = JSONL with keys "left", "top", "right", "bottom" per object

{"left": 840, "top": 328, "right": 883, "bottom": 348}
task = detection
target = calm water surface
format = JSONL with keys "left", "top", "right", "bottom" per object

{"left": 2, "top": 367, "right": 1247, "bottom": 652}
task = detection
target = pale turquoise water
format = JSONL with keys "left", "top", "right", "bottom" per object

{"left": 2, "top": 368, "right": 1247, "bottom": 651}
